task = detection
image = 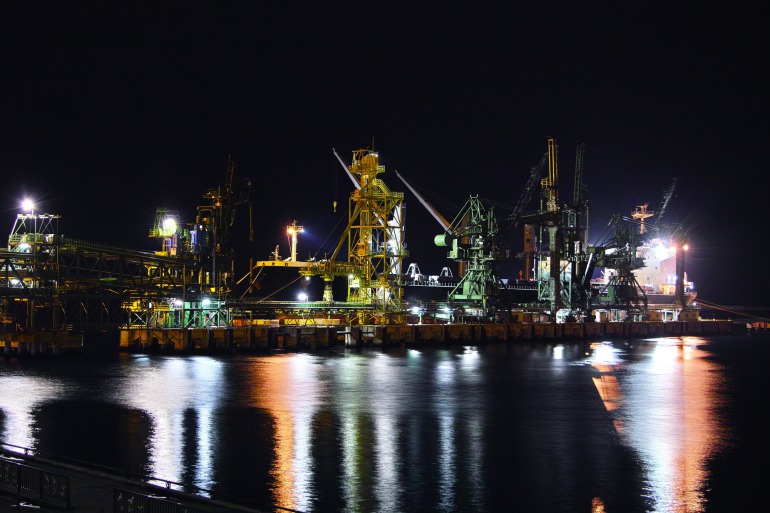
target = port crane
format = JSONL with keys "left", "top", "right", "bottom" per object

{"left": 582, "top": 214, "right": 649, "bottom": 319}
{"left": 251, "top": 149, "right": 407, "bottom": 324}
{"left": 397, "top": 138, "right": 588, "bottom": 321}
{"left": 579, "top": 177, "right": 682, "bottom": 320}
{"left": 391, "top": 141, "right": 552, "bottom": 320}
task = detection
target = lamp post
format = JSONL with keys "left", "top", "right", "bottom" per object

{"left": 675, "top": 241, "right": 688, "bottom": 311}
{"left": 287, "top": 221, "right": 303, "bottom": 262}
{"left": 21, "top": 199, "right": 37, "bottom": 329}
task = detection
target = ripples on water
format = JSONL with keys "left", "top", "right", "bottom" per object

{"left": 0, "top": 334, "right": 763, "bottom": 513}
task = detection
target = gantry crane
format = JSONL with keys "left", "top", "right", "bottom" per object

{"left": 583, "top": 214, "right": 649, "bottom": 319}
{"left": 392, "top": 137, "right": 593, "bottom": 321}
{"left": 423, "top": 141, "right": 551, "bottom": 320}
{"left": 581, "top": 178, "right": 681, "bottom": 320}
{"left": 562, "top": 143, "right": 590, "bottom": 314}
{"left": 253, "top": 149, "right": 407, "bottom": 324}
{"left": 434, "top": 195, "right": 502, "bottom": 318}
{"left": 333, "top": 149, "right": 407, "bottom": 320}
{"left": 656, "top": 178, "right": 690, "bottom": 309}
{"left": 418, "top": 138, "right": 598, "bottom": 321}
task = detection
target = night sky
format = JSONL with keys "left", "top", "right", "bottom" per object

{"left": 2, "top": 2, "right": 768, "bottom": 306}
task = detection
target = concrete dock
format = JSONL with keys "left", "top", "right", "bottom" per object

{"left": 117, "top": 319, "right": 735, "bottom": 353}
{"left": 0, "top": 319, "right": 736, "bottom": 357}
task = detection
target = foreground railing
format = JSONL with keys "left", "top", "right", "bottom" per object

{"left": 114, "top": 488, "right": 211, "bottom": 513}
{"left": 0, "top": 453, "right": 71, "bottom": 507}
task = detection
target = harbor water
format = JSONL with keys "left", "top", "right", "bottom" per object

{"left": 0, "top": 333, "right": 766, "bottom": 513}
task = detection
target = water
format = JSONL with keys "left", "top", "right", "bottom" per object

{"left": 0, "top": 333, "right": 766, "bottom": 513}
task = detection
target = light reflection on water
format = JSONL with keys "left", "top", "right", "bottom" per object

{"left": 0, "top": 336, "right": 735, "bottom": 512}
{"left": 243, "top": 353, "right": 322, "bottom": 512}
{"left": 588, "top": 337, "right": 726, "bottom": 513}
{"left": 0, "top": 374, "right": 66, "bottom": 449}
{"left": 109, "top": 355, "right": 226, "bottom": 492}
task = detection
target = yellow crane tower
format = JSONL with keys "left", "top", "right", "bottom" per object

{"left": 311, "top": 148, "right": 407, "bottom": 324}
{"left": 252, "top": 149, "right": 407, "bottom": 324}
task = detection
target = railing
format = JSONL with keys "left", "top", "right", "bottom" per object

{"left": 114, "top": 488, "right": 210, "bottom": 513}
{"left": 1, "top": 442, "right": 299, "bottom": 512}
{"left": 0, "top": 454, "right": 71, "bottom": 507}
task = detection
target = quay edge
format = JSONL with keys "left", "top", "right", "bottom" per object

{"left": 0, "top": 319, "right": 741, "bottom": 357}
{"left": 115, "top": 319, "right": 735, "bottom": 354}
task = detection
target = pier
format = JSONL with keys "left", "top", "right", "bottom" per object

{"left": 113, "top": 319, "right": 734, "bottom": 354}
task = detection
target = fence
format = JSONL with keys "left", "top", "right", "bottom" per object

{"left": 0, "top": 455, "right": 70, "bottom": 507}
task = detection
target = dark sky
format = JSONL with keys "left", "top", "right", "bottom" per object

{"left": 1, "top": 1, "right": 768, "bottom": 306}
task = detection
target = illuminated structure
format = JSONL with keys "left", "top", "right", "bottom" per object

{"left": 339, "top": 149, "right": 406, "bottom": 319}
{"left": 286, "top": 221, "right": 303, "bottom": 262}
{"left": 0, "top": 156, "right": 254, "bottom": 333}
{"left": 534, "top": 137, "right": 564, "bottom": 312}
{"left": 632, "top": 203, "right": 654, "bottom": 234}
{"left": 150, "top": 208, "right": 180, "bottom": 256}
{"left": 1, "top": 145, "right": 697, "bottom": 333}
{"left": 420, "top": 139, "right": 691, "bottom": 322}
{"left": 251, "top": 149, "right": 408, "bottom": 324}
{"left": 1, "top": 200, "right": 61, "bottom": 330}
{"left": 310, "top": 150, "right": 407, "bottom": 322}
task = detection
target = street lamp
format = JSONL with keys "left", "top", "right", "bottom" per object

{"left": 287, "top": 221, "right": 304, "bottom": 261}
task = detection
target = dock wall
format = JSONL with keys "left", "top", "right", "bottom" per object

{"left": 114, "top": 319, "right": 734, "bottom": 353}
{"left": 0, "top": 319, "right": 736, "bottom": 356}
{"left": 0, "top": 331, "right": 83, "bottom": 356}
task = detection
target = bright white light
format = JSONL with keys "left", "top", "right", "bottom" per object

{"left": 589, "top": 341, "right": 621, "bottom": 365}
{"left": 298, "top": 293, "right": 308, "bottom": 302}
{"left": 201, "top": 298, "right": 211, "bottom": 306}
{"left": 654, "top": 243, "right": 672, "bottom": 260}
{"left": 162, "top": 217, "right": 177, "bottom": 234}
{"left": 21, "top": 198, "right": 34, "bottom": 213}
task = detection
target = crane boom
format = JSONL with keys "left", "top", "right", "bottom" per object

{"left": 504, "top": 152, "right": 548, "bottom": 230}
{"left": 332, "top": 147, "right": 361, "bottom": 190}
{"left": 655, "top": 177, "right": 677, "bottom": 225}
{"left": 573, "top": 143, "right": 585, "bottom": 208}
{"left": 394, "top": 170, "right": 451, "bottom": 232}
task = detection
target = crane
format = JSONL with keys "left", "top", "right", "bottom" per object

{"left": 584, "top": 214, "right": 649, "bottom": 319}
{"left": 429, "top": 145, "right": 549, "bottom": 321}
{"left": 582, "top": 178, "right": 682, "bottom": 320}
{"left": 192, "top": 156, "right": 251, "bottom": 297}
{"left": 563, "top": 143, "right": 590, "bottom": 314}
{"left": 653, "top": 177, "right": 689, "bottom": 310}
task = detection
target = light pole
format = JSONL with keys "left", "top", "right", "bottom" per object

{"left": 675, "top": 241, "right": 688, "bottom": 311}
